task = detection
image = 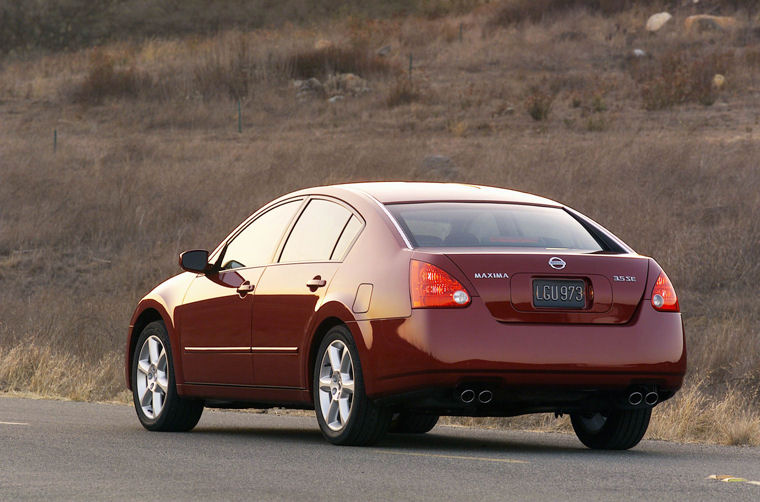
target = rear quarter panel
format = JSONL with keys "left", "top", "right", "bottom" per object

{"left": 303, "top": 189, "right": 415, "bottom": 394}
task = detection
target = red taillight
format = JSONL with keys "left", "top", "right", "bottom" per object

{"left": 410, "top": 260, "right": 471, "bottom": 308}
{"left": 651, "top": 271, "right": 679, "bottom": 312}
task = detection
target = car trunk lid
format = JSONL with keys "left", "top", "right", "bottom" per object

{"left": 442, "top": 251, "right": 649, "bottom": 324}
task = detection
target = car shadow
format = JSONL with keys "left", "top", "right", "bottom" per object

{"left": 191, "top": 426, "right": 326, "bottom": 445}
{"left": 380, "top": 430, "right": 681, "bottom": 459}
{"left": 189, "top": 422, "right": 679, "bottom": 459}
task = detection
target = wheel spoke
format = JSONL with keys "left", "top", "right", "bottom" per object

{"left": 148, "top": 337, "right": 160, "bottom": 364}
{"left": 156, "top": 375, "right": 168, "bottom": 393}
{"left": 318, "top": 376, "right": 332, "bottom": 393}
{"left": 140, "top": 387, "right": 152, "bottom": 408}
{"left": 157, "top": 350, "right": 167, "bottom": 372}
{"left": 327, "top": 399, "right": 340, "bottom": 427}
{"left": 137, "top": 360, "right": 150, "bottom": 375}
{"left": 319, "top": 389, "right": 331, "bottom": 421}
{"left": 341, "top": 379, "right": 354, "bottom": 397}
{"left": 340, "top": 346, "right": 352, "bottom": 373}
{"left": 152, "top": 390, "right": 163, "bottom": 415}
{"left": 327, "top": 345, "right": 342, "bottom": 373}
{"left": 338, "top": 397, "right": 350, "bottom": 423}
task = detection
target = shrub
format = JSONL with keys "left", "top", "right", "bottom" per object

{"left": 591, "top": 93, "right": 607, "bottom": 113}
{"left": 386, "top": 78, "right": 421, "bottom": 107}
{"left": 192, "top": 36, "right": 256, "bottom": 101}
{"left": 488, "top": 0, "right": 642, "bottom": 28}
{"left": 285, "top": 46, "right": 396, "bottom": 80}
{"left": 73, "top": 49, "right": 150, "bottom": 104}
{"left": 585, "top": 115, "right": 607, "bottom": 132}
{"left": 525, "top": 86, "right": 554, "bottom": 121}
{"left": 635, "top": 50, "right": 734, "bottom": 110}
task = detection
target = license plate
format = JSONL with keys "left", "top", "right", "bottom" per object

{"left": 532, "top": 279, "right": 586, "bottom": 309}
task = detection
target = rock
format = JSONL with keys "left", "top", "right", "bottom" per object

{"left": 684, "top": 15, "right": 738, "bottom": 34}
{"left": 376, "top": 45, "right": 391, "bottom": 57}
{"left": 295, "top": 77, "right": 325, "bottom": 99}
{"left": 712, "top": 74, "right": 726, "bottom": 90}
{"left": 645, "top": 12, "right": 672, "bottom": 32}
{"left": 632, "top": 48, "right": 647, "bottom": 58}
{"left": 314, "top": 39, "right": 334, "bottom": 50}
{"left": 417, "top": 155, "right": 460, "bottom": 181}
{"left": 325, "top": 73, "right": 370, "bottom": 97}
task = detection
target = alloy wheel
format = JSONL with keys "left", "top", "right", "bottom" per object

{"left": 135, "top": 335, "right": 169, "bottom": 419}
{"left": 317, "top": 340, "right": 355, "bottom": 431}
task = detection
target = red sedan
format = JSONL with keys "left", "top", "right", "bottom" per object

{"left": 126, "top": 182, "right": 685, "bottom": 449}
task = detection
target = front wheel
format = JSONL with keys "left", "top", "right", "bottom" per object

{"left": 570, "top": 408, "right": 651, "bottom": 450}
{"left": 132, "top": 321, "right": 203, "bottom": 432}
{"left": 313, "top": 325, "right": 390, "bottom": 445}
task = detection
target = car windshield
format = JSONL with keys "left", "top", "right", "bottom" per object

{"left": 386, "top": 202, "right": 604, "bottom": 251}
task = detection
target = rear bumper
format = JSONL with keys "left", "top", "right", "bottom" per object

{"left": 355, "top": 298, "right": 686, "bottom": 405}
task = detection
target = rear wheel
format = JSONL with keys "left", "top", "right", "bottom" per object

{"left": 132, "top": 321, "right": 203, "bottom": 432}
{"left": 390, "top": 412, "right": 439, "bottom": 434}
{"left": 570, "top": 408, "right": 651, "bottom": 450}
{"left": 313, "top": 325, "right": 390, "bottom": 445}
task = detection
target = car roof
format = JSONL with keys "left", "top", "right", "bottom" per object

{"left": 330, "top": 182, "right": 560, "bottom": 206}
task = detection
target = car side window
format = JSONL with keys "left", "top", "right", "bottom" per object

{"left": 279, "top": 199, "right": 353, "bottom": 263}
{"left": 331, "top": 215, "right": 362, "bottom": 261}
{"left": 222, "top": 200, "right": 301, "bottom": 269}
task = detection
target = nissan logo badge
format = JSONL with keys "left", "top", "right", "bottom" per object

{"left": 549, "top": 257, "right": 566, "bottom": 270}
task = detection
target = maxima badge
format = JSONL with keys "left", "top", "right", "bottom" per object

{"left": 548, "top": 257, "right": 566, "bottom": 270}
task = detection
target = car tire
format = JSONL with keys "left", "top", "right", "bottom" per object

{"left": 132, "top": 321, "right": 203, "bottom": 432}
{"left": 313, "top": 325, "right": 390, "bottom": 445}
{"left": 390, "top": 413, "right": 439, "bottom": 434}
{"left": 570, "top": 408, "right": 651, "bottom": 450}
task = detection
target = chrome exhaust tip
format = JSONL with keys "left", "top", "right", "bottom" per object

{"left": 645, "top": 391, "right": 659, "bottom": 406}
{"left": 628, "top": 391, "right": 644, "bottom": 406}
{"left": 478, "top": 390, "right": 493, "bottom": 404}
{"left": 460, "top": 389, "right": 475, "bottom": 404}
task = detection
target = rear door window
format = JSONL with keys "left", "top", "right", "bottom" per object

{"left": 279, "top": 199, "right": 354, "bottom": 263}
{"left": 331, "top": 215, "right": 363, "bottom": 261}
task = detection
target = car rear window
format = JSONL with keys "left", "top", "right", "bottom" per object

{"left": 386, "top": 202, "right": 604, "bottom": 251}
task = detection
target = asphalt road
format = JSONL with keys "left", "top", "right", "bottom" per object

{"left": 1, "top": 396, "right": 759, "bottom": 501}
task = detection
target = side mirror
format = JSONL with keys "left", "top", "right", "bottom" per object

{"left": 179, "top": 249, "right": 210, "bottom": 274}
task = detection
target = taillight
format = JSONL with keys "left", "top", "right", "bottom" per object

{"left": 651, "top": 271, "right": 679, "bottom": 312}
{"left": 410, "top": 260, "right": 471, "bottom": 308}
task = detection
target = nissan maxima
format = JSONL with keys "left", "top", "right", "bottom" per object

{"left": 126, "top": 182, "right": 685, "bottom": 449}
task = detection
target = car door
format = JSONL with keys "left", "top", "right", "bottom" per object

{"left": 251, "top": 197, "right": 363, "bottom": 388}
{"left": 178, "top": 199, "right": 303, "bottom": 386}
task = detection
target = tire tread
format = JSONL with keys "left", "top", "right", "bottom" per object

{"left": 571, "top": 408, "right": 651, "bottom": 450}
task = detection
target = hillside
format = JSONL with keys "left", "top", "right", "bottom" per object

{"left": 1, "top": 0, "right": 759, "bottom": 444}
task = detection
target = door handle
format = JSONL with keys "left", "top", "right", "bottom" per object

{"left": 237, "top": 281, "right": 254, "bottom": 296}
{"left": 306, "top": 276, "right": 327, "bottom": 289}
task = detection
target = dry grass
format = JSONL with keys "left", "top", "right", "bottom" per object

{"left": 487, "top": 0, "right": 636, "bottom": 28}
{"left": 648, "top": 382, "right": 760, "bottom": 446}
{"left": 632, "top": 49, "right": 735, "bottom": 109}
{"left": 1, "top": 1, "right": 760, "bottom": 444}
{"left": 0, "top": 343, "right": 129, "bottom": 402}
